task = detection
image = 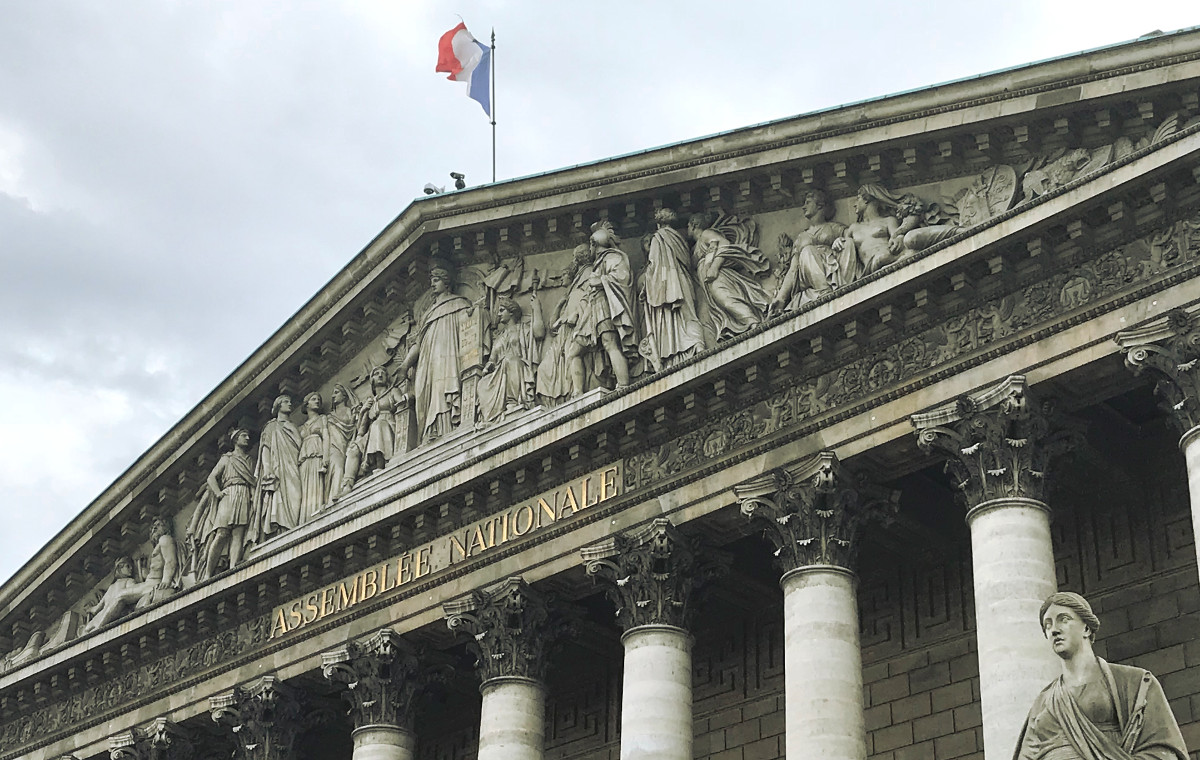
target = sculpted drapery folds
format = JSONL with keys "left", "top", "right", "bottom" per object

{"left": 137, "top": 516, "right": 180, "bottom": 609}
{"left": 639, "top": 208, "right": 705, "bottom": 373}
{"left": 80, "top": 556, "right": 143, "bottom": 636}
{"left": 537, "top": 244, "right": 594, "bottom": 404}
{"left": 478, "top": 293, "right": 545, "bottom": 423}
{"left": 358, "top": 365, "right": 408, "bottom": 476}
{"left": 297, "top": 391, "right": 331, "bottom": 523}
{"left": 912, "top": 375, "right": 1081, "bottom": 507}
{"left": 688, "top": 212, "right": 772, "bottom": 344}
{"left": 325, "top": 382, "right": 358, "bottom": 499}
{"left": 770, "top": 190, "right": 852, "bottom": 313}
{"left": 250, "top": 394, "right": 303, "bottom": 540}
{"left": 903, "top": 165, "right": 1018, "bottom": 251}
{"left": 1013, "top": 592, "right": 1188, "bottom": 760}
{"left": 399, "top": 261, "right": 473, "bottom": 445}
{"left": 581, "top": 518, "right": 729, "bottom": 631}
{"left": 733, "top": 452, "right": 898, "bottom": 573}
{"left": 187, "top": 428, "right": 254, "bottom": 580}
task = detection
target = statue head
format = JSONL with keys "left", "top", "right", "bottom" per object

{"left": 803, "top": 190, "right": 835, "bottom": 223}
{"left": 589, "top": 220, "right": 620, "bottom": 252}
{"left": 114, "top": 557, "right": 134, "bottom": 579}
{"left": 272, "top": 395, "right": 293, "bottom": 417}
{"left": 687, "top": 212, "right": 717, "bottom": 241}
{"left": 429, "top": 259, "right": 455, "bottom": 294}
{"left": 227, "top": 428, "right": 251, "bottom": 451}
{"left": 303, "top": 391, "right": 323, "bottom": 414}
{"left": 150, "top": 517, "right": 169, "bottom": 541}
{"left": 331, "top": 383, "right": 356, "bottom": 408}
{"left": 653, "top": 208, "right": 679, "bottom": 228}
{"left": 495, "top": 296, "right": 522, "bottom": 323}
{"left": 855, "top": 184, "right": 900, "bottom": 220}
{"left": 1040, "top": 591, "right": 1100, "bottom": 653}
{"left": 370, "top": 366, "right": 391, "bottom": 389}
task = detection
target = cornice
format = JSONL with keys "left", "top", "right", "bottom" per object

{"left": 3, "top": 30, "right": 1200, "bottom": 622}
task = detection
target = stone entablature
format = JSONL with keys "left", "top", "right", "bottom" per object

{"left": 5, "top": 30, "right": 1200, "bottom": 759}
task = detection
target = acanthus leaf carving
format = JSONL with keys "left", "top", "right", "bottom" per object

{"left": 108, "top": 719, "right": 194, "bottom": 760}
{"left": 321, "top": 629, "right": 451, "bottom": 731}
{"left": 1117, "top": 304, "right": 1200, "bottom": 437}
{"left": 734, "top": 452, "right": 898, "bottom": 573}
{"left": 209, "top": 676, "right": 305, "bottom": 760}
{"left": 581, "top": 518, "right": 730, "bottom": 632}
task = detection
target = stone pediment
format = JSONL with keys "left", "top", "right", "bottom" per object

{"left": 4, "top": 31, "right": 1200, "bottom": 753}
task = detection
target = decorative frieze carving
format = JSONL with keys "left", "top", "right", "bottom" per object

{"left": 210, "top": 676, "right": 304, "bottom": 760}
{"left": 321, "top": 629, "right": 447, "bottom": 730}
{"left": 912, "top": 376, "right": 1080, "bottom": 507}
{"left": 580, "top": 518, "right": 730, "bottom": 631}
{"left": 444, "top": 577, "right": 568, "bottom": 683}
{"left": 734, "top": 452, "right": 898, "bottom": 573}
{"left": 1116, "top": 304, "right": 1200, "bottom": 436}
{"left": 108, "top": 719, "right": 193, "bottom": 760}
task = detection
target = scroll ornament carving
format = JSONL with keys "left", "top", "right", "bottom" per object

{"left": 581, "top": 518, "right": 730, "bottom": 632}
{"left": 1118, "top": 306, "right": 1200, "bottom": 435}
{"left": 734, "top": 452, "right": 898, "bottom": 573}
{"left": 210, "top": 677, "right": 304, "bottom": 760}
{"left": 108, "top": 719, "right": 194, "bottom": 760}
{"left": 0, "top": 614, "right": 269, "bottom": 752}
{"left": 321, "top": 629, "right": 445, "bottom": 730}
{"left": 912, "top": 376, "right": 1081, "bottom": 507}
{"left": 444, "top": 577, "right": 566, "bottom": 683}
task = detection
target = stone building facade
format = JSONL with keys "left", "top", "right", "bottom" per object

{"left": 2, "top": 28, "right": 1200, "bottom": 760}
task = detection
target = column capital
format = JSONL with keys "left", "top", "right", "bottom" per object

{"left": 911, "top": 375, "right": 1080, "bottom": 507}
{"left": 734, "top": 452, "right": 898, "bottom": 574}
{"left": 210, "top": 676, "right": 305, "bottom": 760}
{"left": 444, "top": 577, "right": 567, "bottom": 684}
{"left": 109, "top": 719, "right": 194, "bottom": 760}
{"left": 1116, "top": 305, "right": 1200, "bottom": 441}
{"left": 580, "top": 518, "right": 730, "bottom": 632}
{"left": 322, "top": 629, "right": 448, "bottom": 732}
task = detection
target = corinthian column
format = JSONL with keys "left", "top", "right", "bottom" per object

{"left": 913, "top": 375, "right": 1077, "bottom": 759}
{"left": 210, "top": 676, "right": 305, "bottom": 760}
{"left": 323, "top": 629, "right": 445, "bottom": 760}
{"left": 444, "top": 578, "right": 566, "bottom": 760}
{"left": 735, "top": 452, "right": 895, "bottom": 760}
{"left": 108, "top": 719, "right": 193, "bottom": 760}
{"left": 581, "top": 518, "right": 729, "bottom": 760}
{"left": 1117, "top": 306, "right": 1200, "bottom": 580}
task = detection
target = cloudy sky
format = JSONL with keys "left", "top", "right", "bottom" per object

{"left": 1, "top": 1, "right": 1196, "bottom": 585}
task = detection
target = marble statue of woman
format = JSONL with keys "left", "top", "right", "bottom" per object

{"left": 688, "top": 212, "right": 772, "bottom": 345}
{"left": 478, "top": 293, "right": 545, "bottom": 423}
{"left": 359, "top": 366, "right": 407, "bottom": 476}
{"left": 835, "top": 184, "right": 925, "bottom": 275}
{"left": 398, "top": 261, "right": 473, "bottom": 444}
{"left": 250, "top": 395, "right": 303, "bottom": 541}
{"left": 297, "top": 391, "right": 331, "bottom": 523}
{"left": 1013, "top": 592, "right": 1186, "bottom": 759}
{"left": 639, "top": 208, "right": 705, "bottom": 373}
{"left": 326, "top": 383, "right": 358, "bottom": 500}
{"left": 80, "top": 557, "right": 144, "bottom": 635}
{"left": 186, "top": 427, "right": 255, "bottom": 580}
{"left": 537, "top": 245, "right": 594, "bottom": 405}
{"left": 769, "top": 190, "right": 852, "bottom": 314}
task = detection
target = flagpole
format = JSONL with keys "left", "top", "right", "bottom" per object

{"left": 490, "top": 28, "right": 496, "bottom": 183}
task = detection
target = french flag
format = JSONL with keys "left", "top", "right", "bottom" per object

{"left": 436, "top": 22, "right": 491, "bottom": 117}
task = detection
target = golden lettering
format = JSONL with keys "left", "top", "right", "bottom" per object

{"left": 514, "top": 504, "right": 535, "bottom": 535}
{"left": 449, "top": 533, "right": 469, "bottom": 562}
{"left": 288, "top": 600, "right": 303, "bottom": 629}
{"left": 500, "top": 510, "right": 509, "bottom": 543}
{"left": 486, "top": 517, "right": 497, "bottom": 548}
{"left": 318, "top": 588, "right": 335, "bottom": 619}
{"left": 337, "top": 576, "right": 361, "bottom": 611}
{"left": 361, "top": 569, "right": 379, "bottom": 601}
{"left": 380, "top": 562, "right": 396, "bottom": 593}
{"left": 559, "top": 485, "right": 580, "bottom": 518}
{"left": 468, "top": 525, "right": 488, "bottom": 555}
{"left": 399, "top": 553, "right": 414, "bottom": 585}
{"left": 583, "top": 475, "right": 600, "bottom": 507}
{"left": 601, "top": 467, "right": 618, "bottom": 501}
{"left": 416, "top": 546, "right": 432, "bottom": 578}
{"left": 271, "top": 608, "right": 289, "bottom": 639}
{"left": 538, "top": 497, "right": 556, "bottom": 525}
{"left": 303, "top": 595, "right": 319, "bottom": 625}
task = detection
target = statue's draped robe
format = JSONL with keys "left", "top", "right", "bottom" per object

{"left": 479, "top": 318, "right": 537, "bottom": 422}
{"left": 1014, "top": 659, "right": 1187, "bottom": 760}
{"left": 780, "top": 222, "right": 852, "bottom": 310}
{"left": 413, "top": 294, "right": 472, "bottom": 442}
{"left": 297, "top": 413, "right": 329, "bottom": 523}
{"left": 538, "top": 264, "right": 592, "bottom": 402}
{"left": 582, "top": 247, "right": 637, "bottom": 360}
{"left": 251, "top": 418, "right": 303, "bottom": 538}
{"left": 186, "top": 450, "right": 253, "bottom": 575}
{"left": 693, "top": 234, "right": 771, "bottom": 343}
{"left": 640, "top": 225, "right": 704, "bottom": 371}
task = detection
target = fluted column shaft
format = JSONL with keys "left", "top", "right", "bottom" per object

{"left": 1182, "top": 427, "right": 1200, "bottom": 577}
{"left": 782, "top": 566, "right": 866, "bottom": 760}
{"left": 967, "top": 498, "right": 1059, "bottom": 759}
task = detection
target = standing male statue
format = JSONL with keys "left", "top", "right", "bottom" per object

{"left": 1013, "top": 592, "right": 1187, "bottom": 759}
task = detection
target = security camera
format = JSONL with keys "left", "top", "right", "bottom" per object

{"left": 450, "top": 172, "right": 466, "bottom": 190}
{"left": 423, "top": 183, "right": 444, "bottom": 195}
